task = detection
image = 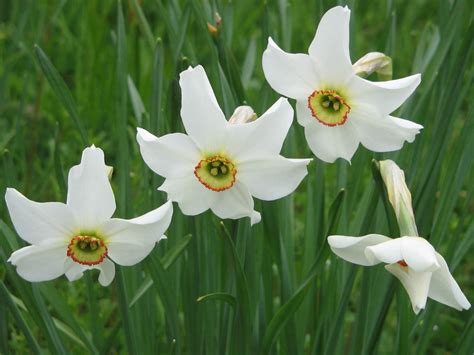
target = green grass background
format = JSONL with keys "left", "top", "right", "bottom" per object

{"left": 0, "top": 0, "right": 473, "bottom": 354}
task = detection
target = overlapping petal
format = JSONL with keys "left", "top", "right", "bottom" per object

{"left": 103, "top": 201, "right": 173, "bottom": 266}
{"left": 262, "top": 39, "right": 318, "bottom": 100}
{"left": 210, "top": 182, "right": 260, "bottom": 225}
{"left": 328, "top": 234, "right": 392, "bottom": 266}
{"left": 304, "top": 121, "right": 359, "bottom": 163}
{"left": 351, "top": 106, "right": 423, "bottom": 152}
{"left": 179, "top": 65, "right": 227, "bottom": 152}
{"left": 399, "top": 237, "right": 439, "bottom": 272}
{"left": 136, "top": 128, "right": 200, "bottom": 179}
{"left": 226, "top": 98, "right": 294, "bottom": 159}
{"left": 67, "top": 146, "right": 116, "bottom": 229}
{"left": 8, "top": 243, "right": 67, "bottom": 282}
{"left": 159, "top": 175, "right": 218, "bottom": 215}
{"left": 237, "top": 155, "right": 311, "bottom": 201}
{"left": 349, "top": 74, "right": 421, "bottom": 115}
{"left": 385, "top": 264, "right": 432, "bottom": 314}
{"left": 5, "top": 188, "right": 76, "bottom": 245}
{"left": 308, "top": 6, "right": 353, "bottom": 84}
{"left": 428, "top": 253, "right": 471, "bottom": 311}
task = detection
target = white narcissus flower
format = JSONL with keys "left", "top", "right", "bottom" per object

{"left": 137, "top": 65, "right": 311, "bottom": 225}
{"left": 328, "top": 235, "right": 471, "bottom": 314}
{"left": 262, "top": 6, "right": 423, "bottom": 163}
{"left": 5, "top": 146, "right": 173, "bottom": 286}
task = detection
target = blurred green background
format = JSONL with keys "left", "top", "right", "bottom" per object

{"left": 0, "top": 0, "right": 473, "bottom": 354}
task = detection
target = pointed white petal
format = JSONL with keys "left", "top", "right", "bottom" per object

{"left": 159, "top": 175, "right": 218, "bottom": 216}
{"left": 308, "top": 6, "right": 354, "bottom": 84}
{"left": 400, "top": 237, "right": 439, "bottom": 272}
{"left": 8, "top": 243, "right": 67, "bottom": 282}
{"left": 304, "top": 121, "right": 359, "bottom": 163}
{"left": 227, "top": 98, "right": 294, "bottom": 159}
{"left": 385, "top": 264, "right": 431, "bottom": 314}
{"left": 237, "top": 155, "right": 311, "bottom": 201}
{"left": 67, "top": 146, "right": 116, "bottom": 230}
{"left": 428, "top": 253, "right": 471, "bottom": 311}
{"left": 103, "top": 201, "right": 173, "bottom": 266}
{"left": 262, "top": 38, "right": 318, "bottom": 100}
{"left": 351, "top": 106, "right": 422, "bottom": 152}
{"left": 349, "top": 74, "right": 421, "bottom": 115}
{"left": 179, "top": 65, "right": 227, "bottom": 152}
{"left": 210, "top": 182, "right": 260, "bottom": 225}
{"left": 327, "top": 234, "right": 392, "bottom": 266}
{"left": 365, "top": 238, "right": 403, "bottom": 265}
{"left": 97, "top": 259, "right": 115, "bottom": 287}
{"left": 136, "top": 128, "right": 200, "bottom": 179}
{"left": 5, "top": 188, "right": 76, "bottom": 245}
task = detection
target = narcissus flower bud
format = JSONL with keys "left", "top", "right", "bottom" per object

{"left": 228, "top": 106, "right": 257, "bottom": 124}
{"left": 353, "top": 52, "right": 393, "bottom": 80}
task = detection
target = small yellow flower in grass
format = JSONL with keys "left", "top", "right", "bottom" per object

{"left": 137, "top": 65, "right": 311, "bottom": 225}
{"left": 262, "top": 6, "right": 423, "bottom": 163}
{"left": 5, "top": 146, "right": 173, "bottom": 286}
{"left": 327, "top": 235, "right": 471, "bottom": 314}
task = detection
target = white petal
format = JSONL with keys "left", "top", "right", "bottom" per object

{"left": 64, "top": 259, "right": 85, "bottom": 282}
{"left": 5, "top": 188, "right": 76, "bottom": 245}
{"left": 349, "top": 74, "right": 421, "bottom": 115}
{"left": 400, "top": 237, "right": 439, "bottom": 272}
{"left": 308, "top": 6, "right": 354, "bottom": 84}
{"left": 237, "top": 155, "right": 311, "bottom": 201}
{"left": 365, "top": 238, "right": 403, "bottom": 265}
{"left": 136, "top": 128, "right": 201, "bottom": 179}
{"left": 385, "top": 264, "right": 431, "bottom": 314}
{"left": 96, "top": 259, "right": 116, "bottom": 287}
{"left": 327, "top": 234, "right": 392, "bottom": 266}
{"left": 226, "top": 98, "right": 295, "bottom": 159}
{"left": 210, "top": 182, "right": 260, "bottom": 225}
{"left": 159, "top": 175, "right": 218, "bottom": 216}
{"left": 295, "top": 99, "right": 315, "bottom": 127}
{"left": 8, "top": 243, "right": 67, "bottom": 282}
{"left": 179, "top": 65, "right": 227, "bottom": 152}
{"left": 102, "top": 201, "right": 173, "bottom": 266}
{"left": 67, "top": 146, "right": 116, "bottom": 230}
{"left": 351, "top": 106, "right": 422, "bottom": 152}
{"left": 262, "top": 38, "right": 318, "bottom": 100}
{"left": 428, "top": 253, "right": 471, "bottom": 311}
{"left": 303, "top": 121, "right": 359, "bottom": 163}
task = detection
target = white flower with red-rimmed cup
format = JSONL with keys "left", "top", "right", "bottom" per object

{"left": 262, "top": 5, "right": 423, "bottom": 163}
{"left": 5, "top": 146, "right": 173, "bottom": 286}
{"left": 136, "top": 65, "right": 311, "bottom": 225}
{"left": 328, "top": 234, "right": 471, "bottom": 314}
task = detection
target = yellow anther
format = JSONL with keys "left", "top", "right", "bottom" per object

{"left": 212, "top": 161, "right": 221, "bottom": 167}
{"left": 328, "top": 95, "right": 335, "bottom": 101}
{"left": 322, "top": 101, "right": 331, "bottom": 108}
{"left": 210, "top": 167, "right": 219, "bottom": 176}
{"left": 333, "top": 101, "right": 340, "bottom": 110}
{"left": 220, "top": 166, "right": 228, "bottom": 174}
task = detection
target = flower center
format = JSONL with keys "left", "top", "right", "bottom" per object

{"left": 397, "top": 260, "right": 408, "bottom": 267}
{"left": 194, "top": 156, "right": 237, "bottom": 192}
{"left": 307, "top": 90, "right": 351, "bottom": 126}
{"left": 67, "top": 235, "right": 108, "bottom": 265}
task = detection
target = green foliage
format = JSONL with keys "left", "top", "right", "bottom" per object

{"left": 0, "top": 0, "right": 472, "bottom": 354}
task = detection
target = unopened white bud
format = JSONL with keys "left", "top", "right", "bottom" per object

{"left": 228, "top": 105, "right": 257, "bottom": 124}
